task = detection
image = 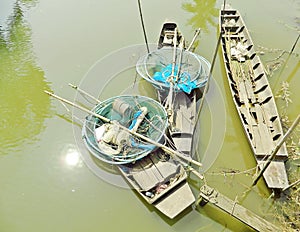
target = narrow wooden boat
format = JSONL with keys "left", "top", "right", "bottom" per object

{"left": 219, "top": 5, "right": 289, "bottom": 189}
{"left": 157, "top": 22, "right": 184, "bottom": 49}
{"left": 136, "top": 22, "right": 210, "bottom": 157}
{"left": 82, "top": 95, "right": 195, "bottom": 218}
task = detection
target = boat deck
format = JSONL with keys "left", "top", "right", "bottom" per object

{"left": 118, "top": 150, "right": 195, "bottom": 218}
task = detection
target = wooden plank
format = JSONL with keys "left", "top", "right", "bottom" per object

{"left": 174, "top": 92, "right": 195, "bottom": 134}
{"left": 171, "top": 135, "right": 193, "bottom": 154}
{"left": 243, "top": 78, "right": 256, "bottom": 103}
{"left": 238, "top": 105, "right": 263, "bottom": 153}
{"left": 150, "top": 155, "right": 181, "bottom": 180}
{"left": 154, "top": 182, "right": 195, "bottom": 219}
{"left": 199, "top": 185, "right": 278, "bottom": 231}
{"left": 257, "top": 160, "right": 289, "bottom": 189}
{"left": 130, "top": 158, "right": 164, "bottom": 191}
{"left": 169, "top": 92, "right": 197, "bottom": 155}
{"left": 254, "top": 104, "right": 274, "bottom": 154}
{"left": 236, "top": 79, "right": 247, "bottom": 103}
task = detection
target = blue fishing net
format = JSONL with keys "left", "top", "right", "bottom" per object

{"left": 136, "top": 48, "right": 211, "bottom": 92}
{"left": 152, "top": 64, "right": 197, "bottom": 94}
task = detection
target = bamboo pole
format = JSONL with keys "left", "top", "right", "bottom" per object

{"left": 174, "top": 38, "right": 185, "bottom": 83}
{"left": 193, "top": 0, "right": 227, "bottom": 132}
{"left": 137, "top": 0, "right": 149, "bottom": 53}
{"left": 186, "top": 28, "right": 201, "bottom": 52}
{"left": 290, "top": 33, "right": 300, "bottom": 54}
{"left": 283, "top": 178, "right": 300, "bottom": 192}
{"left": 252, "top": 114, "right": 300, "bottom": 187}
{"left": 165, "top": 28, "right": 178, "bottom": 113}
{"left": 68, "top": 83, "right": 101, "bottom": 104}
{"left": 66, "top": 85, "right": 205, "bottom": 180}
{"left": 45, "top": 90, "right": 203, "bottom": 168}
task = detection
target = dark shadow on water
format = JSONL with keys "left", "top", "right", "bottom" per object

{"left": 182, "top": 0, "right": 219, "bottom": 33}
{"left": 0, "top": 0, "right": 52, "bottom": 155}
{"left": 195, "top": 203, "right": 255, "bottom": 232}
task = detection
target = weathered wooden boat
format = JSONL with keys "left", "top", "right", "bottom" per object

{"left": 157, "top": 22, "right": 184, "bottom": 49}
{"left": 118, "top": 148, "right": 195, "bottom": 219}
{"left": 136, "top": 22, "right": 211, "bottom": 156}
{"left": 219, "top": 5, "right": 289, "bottom": 189}
{"left": 82, "top": 95, "right": 195, "bottom": 218}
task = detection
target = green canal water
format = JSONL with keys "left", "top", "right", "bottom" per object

{"left": 0, "top": 0, "right": 299, "bottom": 231}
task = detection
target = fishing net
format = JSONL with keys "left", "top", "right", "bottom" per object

{"left": 82, "top": 95, "right": 168, "bottom": 164}
{"left": 136, "top": 48, "right": 211, "bottom": 93}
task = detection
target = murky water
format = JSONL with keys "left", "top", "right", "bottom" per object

{"left": 0, "top": 0, "right": 299, "bottom": 231}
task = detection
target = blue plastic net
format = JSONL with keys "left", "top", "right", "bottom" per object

{"left": 152, "top": 64, "right": 197, "bottom": 94}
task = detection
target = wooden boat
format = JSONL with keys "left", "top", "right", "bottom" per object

{"left": 157, "top": 22, "right": 184, "bottom": 49}
{"left": 82, "top": 95, "right": 195, "bottom": 218}
{"left": 136, "top": 22, "right": 211, "bottom": 156}
{"left": 219, "top": 5, "right": 289, "bottom": 189}
{"left": 118, "top": 148, "right": 195, "bottom": 219}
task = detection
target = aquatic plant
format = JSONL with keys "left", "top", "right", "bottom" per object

{"left": 273, "top": 81, "right": 300, "bottom": 231}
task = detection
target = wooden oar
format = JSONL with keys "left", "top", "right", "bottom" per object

{"left": 45, "top": 90, "right": 203, "bottom": 168}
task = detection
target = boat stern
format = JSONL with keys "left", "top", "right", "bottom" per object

{"left": 153, "top": 181, "right": 195, "bottom": 219}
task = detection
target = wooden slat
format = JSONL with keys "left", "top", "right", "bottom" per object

{"left": 154, "top": 182, "right": 195, "bottom": 219}
{"left": 243, "top": 78, "right": 256, "bottom": 103}
{"left": 174, "top": 92, "right": 195, "bottom": 134}
{"left": 150, "top": 155, "right": 181, "bottom": 180}
{"left": 131, "top": 158, "right": 164, "bottom": 191}
{"left": 199, "top": 185, "right": 278, "bottom": 231}
{"left": 257, "top": 160, "right": 289, "bottom": 189}
{"left": 236, "top": 79, "right": 247, "bottom": 103}
{"left": 171, "top": 135, "right": 193, "bottom": 154}
{"left": 254, "top": 104, "right": 274, "bottom": 155}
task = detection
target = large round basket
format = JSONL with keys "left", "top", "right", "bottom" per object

{"left": 82, "top": 95, "right": 168, "bottom": 164}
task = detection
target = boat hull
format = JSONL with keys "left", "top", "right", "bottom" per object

{"left": 136, "top": 23, "right": 210, "bottom": 156}
{"left": 220, "top": 5, "right": 288, "bottom": 189}
{"left": 81, "top": 95, "right": 195, "bottom": 218}
{"left": 118, "top": 149, "right": 195, "bottom": 219}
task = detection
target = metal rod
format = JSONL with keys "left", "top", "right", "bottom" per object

{"left": 137, "top": 0, "right": 149, "bottom": 53}
{"left": 252, "top": 114, "right": 300, "bottom": 187}
{"left": 45, "top": 90, "right": 203, "bottom": 168}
